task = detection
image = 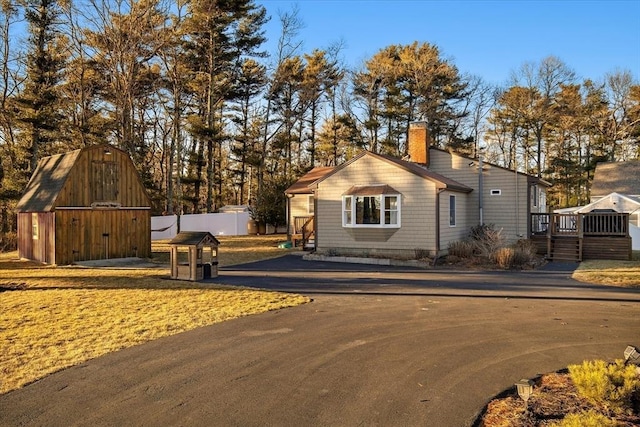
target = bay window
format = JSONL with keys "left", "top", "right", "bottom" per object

{"left": 342, "top": 185, "right": 401, "bottom": 228}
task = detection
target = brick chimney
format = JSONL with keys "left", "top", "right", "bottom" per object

{"left": 407, "top": 122, "right": 429, "bottom": 166}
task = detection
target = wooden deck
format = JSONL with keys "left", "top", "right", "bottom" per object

{"left": 530, "top": 213, "right": 631, "bottom": 261}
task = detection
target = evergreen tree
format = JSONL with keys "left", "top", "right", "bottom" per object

{"left": 0, "top": 0, "right": 22, "bottom": 230}
{"left": 300, "top": 49, "right": 342, "bottom": 167}
{"left": 229, "top": 58, "right": 266, "bottom": 205}
{"left": 268, "top": 55, "right": 304, "bottom": 176}
{"left": 14, "top": 0, "right": 67, "bottom": 173}
{"left": 183, "top": 0, "right": 267, "bottom": 212}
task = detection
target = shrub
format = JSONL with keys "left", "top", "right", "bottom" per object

{"left": 510, "top": 246, "right": 537, "bottom": 268}
{"left": 568, "top": 359, "right": 640, "bottom": 416}
{"left": 514, "top": 238, "right": 538, "bottom": 257}
{"left": 550, "top": 410, "right": 621, "bottom": 427}
{"left": 414, "top": 248, "right": 430, "bottom": 260}
{"left": 469, "top": 224, "right": 504, "bottom": 257}
{"left": 490, "top": 240, "right": 538, "bottom": 269}
{"left": 492, "top": 247, "right": 513, "bottom": 269}
{"left": 447, "top": 240, "right": 475, "bottom": 258}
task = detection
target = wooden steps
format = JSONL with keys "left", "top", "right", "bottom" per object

{"left": 549, "top": 237, "right": 581, "bottom": 261}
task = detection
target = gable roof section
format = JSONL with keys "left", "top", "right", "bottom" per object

{"left": 169, "top": 231, "right": 220, "bottom": 246}
{"left": 285, "top": 166, "right": 335, "bottom": 194}
{"left": 312, "top": 151, "right": 472, "bottom": 193}
{"left": 429, "top": 146, "right": 552, "bottom": 187}
{"left": 591, "top": 161, "right": 640, "bottom": 197}
{"left": 16, "top": 149, "right": 82, "bottom": 212}
{"left": 576, "top": 192, "right": 640, "bottom": 214}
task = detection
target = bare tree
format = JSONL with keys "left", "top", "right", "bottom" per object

{"left": 509, "top": 56, "right": 576, "bottom": 176}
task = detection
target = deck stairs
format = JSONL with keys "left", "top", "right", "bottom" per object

{"left": 548, "top": 236, "right": 582, "bottom": 262}
{"left": 292, "top": 215, "right": 315, "bottom": 251}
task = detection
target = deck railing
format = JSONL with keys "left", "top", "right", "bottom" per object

{"left": 293, "top": 216, "right": 313, "bottom": 234}
{"left": 530, "top": 212, "right": 629, "bottom": 237}
{"left": 292, "top": 215, "right": 315, "bottom": 247}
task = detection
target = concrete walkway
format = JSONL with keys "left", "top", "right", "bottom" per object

{"left": 1, "top": 256, "right": 638, "bottom": 426}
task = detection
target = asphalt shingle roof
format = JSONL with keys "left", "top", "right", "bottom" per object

{"left": 285, "top": 166, "right": 335, "bottom": 194}
{"left": 591, "top": 161, "right": 640, "bottom": 197}
{"left": 169, "top": 232, "right": 220, "bottom": 246}
{"left": 16, "top": 149, "right": 82, "bottom": 212}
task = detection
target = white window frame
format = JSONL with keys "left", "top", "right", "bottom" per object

{"left": 32, "top": 213, "right": 39, "bottom": 240}
{"left": 342, "top": 194, "right": 401, "bottom": 228}
{"left": 490, "top": 189, "right": 501, "bottom": 196}
{"left": 307, "top": 195, "right": 315, "bottom": 214}
{"left": 449, "top": 195, "right": 456, "bottom": 227}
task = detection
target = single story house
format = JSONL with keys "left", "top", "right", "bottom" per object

{"left": 286, "top": 122, "right": 550, "bottom": 258}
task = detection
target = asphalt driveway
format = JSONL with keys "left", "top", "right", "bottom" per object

{"left": 1, "top": 255, "right": 639, "bottom": 426}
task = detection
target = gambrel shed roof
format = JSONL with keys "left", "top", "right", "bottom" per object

{"left": 16, "top": 149, "right": 83, "bottom": 212}
{"left": 16, "top": 144, "right": 150, "bottom": 212}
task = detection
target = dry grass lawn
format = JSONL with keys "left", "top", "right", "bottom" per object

{"left": 573, "top": 252, "right": 640, "bottom": 288}
{"left": 0, "top": 235, "right": 308, "bottom": 394}
{"left": 151, "top": 235, "right": 292, "bottom": 266}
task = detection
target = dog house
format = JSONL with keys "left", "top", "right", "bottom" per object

{"left": 169, "top": 232, "right": 220, "bottom": 281}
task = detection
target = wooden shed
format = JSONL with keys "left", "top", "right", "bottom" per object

{"left": 169, "top": 232, "right": 220, "bottom": 281}
{"left": 16, "top": 144, "right": 152, "bottom": 265}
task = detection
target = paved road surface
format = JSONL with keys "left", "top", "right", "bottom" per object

{"left": 1, "top": 256, "right": 639, "bottom": 426}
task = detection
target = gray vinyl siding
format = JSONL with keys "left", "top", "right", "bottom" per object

{"left": 439, "top": 191, "right": 470, "bottom": 249}
{"left": 316, "top": 155, "right": 438, "bottom": 257}
{"left": 429, "top": 149, "right": 535, "bottom": 242}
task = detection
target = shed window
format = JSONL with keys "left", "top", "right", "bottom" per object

{"left": 342, "top": 185, "right": 401, "bottom": 228}
{"left": 32, "top": 213, "right": 38, "bottom": 240}
{"left": 490, "top": 189, "right": 501, "bottom": 196}
{"left": 93, "top": 161, "right": 119, "bottom": 202}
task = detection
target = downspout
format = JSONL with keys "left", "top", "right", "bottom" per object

{"left": 313, "top": 189, "right": 318, "bottom": 252}
{"left": 478, "top": 152, "right": 484, "bottom": 225}
{"left": 515, "top": 167, "right": 519, "bottom": 237}
{"left": 436, "top": 187, "right": 445, "bottom": 256}
{"left": 285, "top": 194, "right": 292, "bottom": 242}
{"left": 526, "top": 181, "right": 532, "bottom": 238}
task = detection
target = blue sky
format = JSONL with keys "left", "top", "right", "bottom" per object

{"left": 258, "top": 0, "right": 640, "bottom": 85}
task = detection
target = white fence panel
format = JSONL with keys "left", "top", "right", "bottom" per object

{"left": 151, "top": 215, "right": 178, "bottom": 240}
{"left": 151, "top": 212, "right": 251, "bottom": 240}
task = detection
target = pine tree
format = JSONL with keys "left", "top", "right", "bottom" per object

{"left": 14, "top": 0, "right": 67, "bottom": 173}
{"left": 229, "top": 58, "right": 266, "bottom": 205}
{"left": 183, "top": 0, "right": 267, "bottom": 212}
